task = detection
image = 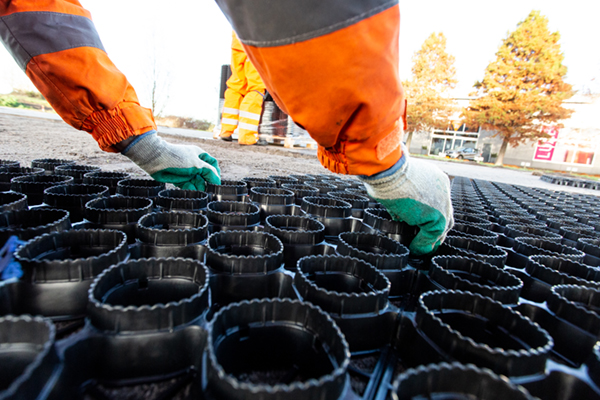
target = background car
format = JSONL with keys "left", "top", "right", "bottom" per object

{"left": 445, "top": 147, "right": 484, "bottom": 161}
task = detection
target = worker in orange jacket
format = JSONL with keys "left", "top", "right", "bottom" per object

{"left": 220, "top": 31, "right": 266, "bottom": 145}
{"left": 0, "top": 0, "right": 452, "bottom": 255}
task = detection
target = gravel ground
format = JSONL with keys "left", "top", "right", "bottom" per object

{"left": 0, "top": 113, "right": 333, "bottom": 180}
{"left": 1, "top": 111, "right": 598, "bottom": 197}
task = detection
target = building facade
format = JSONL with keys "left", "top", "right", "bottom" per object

{"left": 406, "top": 95, "right": 600, "bottom": 175}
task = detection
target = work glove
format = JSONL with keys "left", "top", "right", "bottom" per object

{"left": 122, "top": 131, "right": 221, "bottom": 191}
{"left": 359, "top": 149, "right": 453, "bottom": 256}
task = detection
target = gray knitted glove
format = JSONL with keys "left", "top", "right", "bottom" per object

{"left": 360, "top": 151, "right": 453, "bottom": 255}
{"left": 122, "top": 131, "right": 221, "bottom": 191}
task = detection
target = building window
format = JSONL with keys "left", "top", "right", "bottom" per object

{"left": 533, "top": 128, "right": 596, "bottom": 166}
{"left": 429, "top": 126, "right": 481, "bottom": 156}
{"left": 563, "top": 147, "right": 595, "bottom": 165}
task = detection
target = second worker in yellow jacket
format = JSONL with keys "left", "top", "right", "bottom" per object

{"left": 219, "top": 32, "right": 266, "bottom": 145}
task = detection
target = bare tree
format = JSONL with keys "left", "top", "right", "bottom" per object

{"left": 145, "top": 32, "right": 171, "bottom": 118}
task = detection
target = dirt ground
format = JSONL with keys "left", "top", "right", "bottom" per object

{"left": 0, "top": 113, "right": 333, "bottom": 180}
{"left": 3, "top": 112, "right": 599, "bottom": 197}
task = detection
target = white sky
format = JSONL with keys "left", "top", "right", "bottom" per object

{"left": 1, "top": 0, "right": 599, "bottom": 123}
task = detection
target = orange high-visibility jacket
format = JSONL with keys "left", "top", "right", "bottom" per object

{"left": 0, "top": 0, "right": 156, "bottom": 152}
{"left": 1, "top": 0, "right": 405, "bottom": 175}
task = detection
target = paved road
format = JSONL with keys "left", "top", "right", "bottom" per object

{"left": 1, "top": 106, "right": 597, "bottom": 196}
{"left": 421, "top": 157, "right": 599, "bottom": 196}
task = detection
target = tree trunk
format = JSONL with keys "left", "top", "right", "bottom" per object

{"left": 404, "top": 131, "right": 414, "bottom": 153}
{"left": 495, "top": 137, "right": 509, "bottom": 166}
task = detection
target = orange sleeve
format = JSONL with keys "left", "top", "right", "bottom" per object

{"left": 219, "top": 1, "right": 405, "bottom": 175}
{"left": 0, "top": 0, "right": 156, "bottom": 152}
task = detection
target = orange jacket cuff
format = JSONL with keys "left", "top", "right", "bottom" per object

{"left": 318, "top": 120, "right": 403, "bottom": 176}
{"left": 82, "top": 102, "right": 156, "bottom": 153}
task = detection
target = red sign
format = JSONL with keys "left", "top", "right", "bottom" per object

{"left": 533, "top": 126, "right": 559, "bottom": 161}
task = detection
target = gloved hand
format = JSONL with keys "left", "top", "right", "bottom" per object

{"left": 122, "top": 131, "right": 221, "bottom": 191}
{"left": 359, "top": 150, "right": 453, "bottom": 256}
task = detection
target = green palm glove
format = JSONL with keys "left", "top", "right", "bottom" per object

{"left": 122, "top": 131, "right": 221, "bottom": 191}
{"left": 360, "top": 151, "right": 453, "bottom": 255}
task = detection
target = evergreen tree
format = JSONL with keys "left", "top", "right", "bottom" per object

{"left": 465, "top": 10, "right": 573, "bottom": 165}
{"left": 403, "top": 32, "right": 457, "bottom": 149}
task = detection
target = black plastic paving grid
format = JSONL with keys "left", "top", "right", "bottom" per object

{"left": 1, "top": 164, "right": 600, "bottom": 399}
{"left": 541, "top": 174, "right": 600, "bottom": 191}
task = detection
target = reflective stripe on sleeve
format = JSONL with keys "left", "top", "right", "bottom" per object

{"left": 0, "top": 11, "right": 105, "bottom": 70}
{"left": 239, "top": 110, "right": 261, "bottom": 121}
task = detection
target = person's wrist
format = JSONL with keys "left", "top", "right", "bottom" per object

{"left": 113, "top": 136, "right": 136, "bottom": 152}
{"left": 359, "top": 152, "right": 408, "bottom": 182}
{"left": 118, "top": 130, "right": 158, "bottom": 155}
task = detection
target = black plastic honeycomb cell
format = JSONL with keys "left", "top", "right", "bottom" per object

{"left": 0, "top": 160, "right": 19, "bottom": 168}
{"left": 514, "top": 237, "right": 585, "bottom": 262}
{"left": 504, "top": 223, "right": 562, "bottom": 241}
{"left": 578, "top": 237, "right": 600, "bottom": 267}
{"left": 206, "top": 200, "right": 260, "bottom": 232}
{"left": 205, "top": 299, "right": 350, "bottom": 400}
{"left": 328, "top": 191, "right": 370, "bottom": 219}
{"left": 452, "top": 206, "right": 489, "bottom": 218}
{"left": 0, "top": 315, "right": 57, "bottom": 400}
{"left": 116, "top": 178, "right": 166, "bottom": 198}
{"left": 0, "top": 167, "right": 45, "bottom": 191}
{"left": 281, "top": 183, "right": 319, "bottom": 205}
{"left": 4, "top": 230, "right": 128, "bottom": 319}
{"left": 301, "top": 196, "right": 354, "bottom": 238}
{"left": 294, "top": 255, "right": 394, "bottom": 352}
{"left": 289, "top": 174, "right": 317, "bottom": 183}
{"left": 449, "top": 222, "right": 499, "bottom": 244}
{"left": 82, "top": 171, "right": 130, "bottom": 195}
{"left": 249, "top": 186, "right": 296, "bottom": 219}
{"left": 241, "top": 176, "right": 277, "bottom": 189}
{"left": 156, "top": 188, "right": 209, "bottom": 212}
{"left": 205, "top": 180, "right": 248, "bottom": 201}
{"left": 560, "top": 225, "right": 599, "bottom": 243}
{"left": 135, "top": 211, "right": 209, "bottom": 258}
{"left": 89, "top": 257, "right": 209, "bottom": 332}
{"left": 10, "top": 174, "right": 74, "bottom": 205}
{"left": 573, "top": 212, "right": 600, "bottom": 224}
{"left": 54, "top": 164, "right": 102, "bottom": 185}
{"left": 263, "top": 215, "right": 332, "bottom": 270}
{"left": 85, "top": 195, "right": 153, "bottom": 244}
{"left": 438, "top": 236, "right": 508, "bottom": 267}
{"left": 336, "top": 232, "right": 409, "bottom": 271}
{"left": 0, "top": 191, "right": 27, "bottom": 212}
{"left": 345, "top": 186, "right": 370, "bottom": 198}
{"left": 526, "top": 255, "right": 600, "bottom": 290}
{"left": 205, "top": 230, "right": 294, "bottom": 308}
{"left": 268, "top": 175, "right": 299, "bottom": 187}
{"left": 43, "top": 184, "right": 108, "bottom": 222}
{"left": 206, "top": 230, "right": 283, "bottom": 274}
{"left": 31, "top": 158, "right": 75, "bottom": 173}
{"left": 429, "top": 255, "right": 523, "bottom": 304}
{"left": 546, "top": 285, "right": 600, "bottom": 340}
{"left": 391, "top": 362, "right": 534, "bottom": 400}
{"left": 306, "top": 181, "right": 337, "bottom": 194}
{"left": 416, "top": 290, "right": 553, "bottom": 377}
{"left": 362, "top": 208, "right": 419, "bottom": 247}
{"left": 0, "top": 208, "right": 71, "bottom": 243}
